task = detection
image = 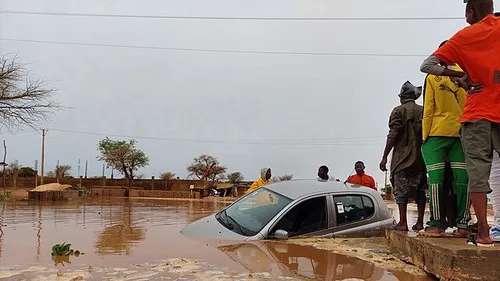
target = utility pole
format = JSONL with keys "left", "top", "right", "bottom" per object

{"left": 84, "top": 160, "right": 88, "bottom": 178}
{"left": 56, "top": 160, "right": 60, "bottom": 183}
{"left": 34, "top": 160, "right": 38, "bottom": 187}
{"left": 78, "top": 159, "right": 81, "bottom": 178}
{"left": 40, "top": 129, "right": 48, "bottom": 185}
{"left": 102, "top": 163, "right": 105, "bottom": 177}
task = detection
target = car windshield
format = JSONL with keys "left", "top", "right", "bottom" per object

{"left": 217, "top": 187, "right": 292, "bottom": 237}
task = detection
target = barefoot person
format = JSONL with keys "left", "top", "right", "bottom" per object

{"left": 419, "top": 0, "right": 500, "bottom": 247}
{"left": 421, "top": 41, "right": 471, "bottom": 236}
{"left": 380, "top": 81, "right": 427, "bottom": 231}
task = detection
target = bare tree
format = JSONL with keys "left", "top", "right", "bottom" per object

{"left": 0, "top": 55, "right": 61, "bottom": 131}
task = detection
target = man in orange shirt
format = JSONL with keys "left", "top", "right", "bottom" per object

{"left": 419, "top": 0, "right": 500, "bottom": 247}
{"left": 346, "top": 161, "right": 376, "bottom": 190}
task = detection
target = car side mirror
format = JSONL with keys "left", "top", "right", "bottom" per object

{"left": 274, "top": 229, "right": 289, "bottom": 240}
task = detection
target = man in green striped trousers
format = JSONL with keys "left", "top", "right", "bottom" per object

{"left": 421, "top": 44, "right": 471, "bottom": 236}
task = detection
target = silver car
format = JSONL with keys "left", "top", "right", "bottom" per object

{"left": 181, "top": 179, "right": 395, "bottom": 241}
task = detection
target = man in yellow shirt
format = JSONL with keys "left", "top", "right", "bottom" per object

{"left": 421, "top": 40, "right": 470, "bottom": 236}
{"left": 245, "top": 168, "right": 272, "bottom": 194}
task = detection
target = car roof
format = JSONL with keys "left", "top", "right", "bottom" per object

{"left": 265, "top": 179, "right": 380, "bottom": 200}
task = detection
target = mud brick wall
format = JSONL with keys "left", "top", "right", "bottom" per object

{"left": 7, "top": 176, "right": 215, "bottom": 192}
{"left": 90, "top": 188, "right": 199, "bottom": 199}
{"left": 28, "top": 190, "right": 82, "bottom": 201}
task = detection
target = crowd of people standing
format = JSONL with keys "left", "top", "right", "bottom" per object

{"left": 380, "top": 0, "right": 500, "bottom": 247}
{"left": 244, "top": 0, "right": 499, "bottom": 248}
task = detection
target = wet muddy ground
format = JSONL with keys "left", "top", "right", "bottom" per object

{"left": 0, "top": 197, "right": 436, "bottom": 280}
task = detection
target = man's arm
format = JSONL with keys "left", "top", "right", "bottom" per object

{"left": 345, "top": 175, "right": 354, "bottom": 184}
{"left": 422, "top": 75, "right": 435, "bottom": 142}
{"left": 382, "top": 138, "right": 396, "bottom": 162}
{"left": 420, "top": 55, "right": 466, "bottom": 78}
{"left": 421, "top": 36, "right": 483, "bottom": 92}
{"left": 380, "top": 108, "right": 402, "bottom": 171}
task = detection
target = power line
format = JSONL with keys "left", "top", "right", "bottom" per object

{"left": 0, "top": 38, "right": 427, "bottom": 57}
{"left": 48, "top": 128, "right": 385, "bottom": 146}
{"left": 0, "top": 9, "right": 465, "bottom": 21}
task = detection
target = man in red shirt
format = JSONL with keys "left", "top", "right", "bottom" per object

{"left": 419, "top": 0, "right": 500, "bottom": 247}
{"left": 346, "top": 161, "right": 377, "bottom": 190}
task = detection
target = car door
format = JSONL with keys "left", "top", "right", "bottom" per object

{"left": 331, "top": 193, "right": 381, "bottom": 237}
{"left": 263, "top": 194, "right": 335, "bottom": 239}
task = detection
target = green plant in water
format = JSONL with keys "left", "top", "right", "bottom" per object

{"left": 51, "top": 242, "right": 83, "bottom": 256}
{"left": 51, "top": 243, "right": 84, "bottom": 266}
{"left": 51, "top": 242, "right": 72, "bottom": 256}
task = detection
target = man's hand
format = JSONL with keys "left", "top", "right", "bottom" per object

{"left": 379, "top": 157, "right": 388, "bottom": 172}
{"left": 457, "top": 73, "right": 484, "bottom": 93}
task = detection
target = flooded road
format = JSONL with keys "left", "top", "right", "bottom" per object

{"left": 0, "top": 198, "right": 435, "bottom": 280}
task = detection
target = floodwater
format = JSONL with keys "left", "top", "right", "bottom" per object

{"left": 0, "top": 198, "right": 435, "bottom": 280}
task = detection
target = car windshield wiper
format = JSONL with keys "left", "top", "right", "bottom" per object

{"left": 224, "top": 210, "right": 248, "bottom": 236}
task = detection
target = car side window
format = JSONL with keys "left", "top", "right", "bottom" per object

{"left": 333, "top": 195, "right": 375, "bottom": 225}
{"left": 271, "top": 196, "right": 328, "bottom": 237}
{"left": 362, "top": 196, "right": 375, "bottom": 218}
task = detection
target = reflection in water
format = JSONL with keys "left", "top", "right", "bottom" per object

{"left": 52, "top": 255, "right": 71, "bottom": 266}
{"left": 0, "top": 202, "right": 4, "bottom": 259}
{"left": 95, "top": 200, "right": 146, "bottom": 255}
{"left": 0, "top": 198, "right": 230, "bottom": 267}
{"left": 219, "top": 242, "right": 387, "bottom": 281}
{"left": 37, "top": 204, "right": 41, "bottom": 260}
{"left": 218, "top": 242, "right": 433, "bottom": 281}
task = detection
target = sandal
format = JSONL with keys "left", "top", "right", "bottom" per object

{"left": 469, "top": 223, "right": 478, "bottom": 233}
{"left": 418, "top": 226, "right": 445, "bottom": 237}
{"left": 466, "top": 234, "right": 494, "bottom": 247}
{"left": 412, "top": 224, "right": 424, "bottom": 231}
{"left": 453, "top": 228, "right": 472, "bottom": 238}
{"left": 389, "top": 225, "right": 409, "bottom": 231}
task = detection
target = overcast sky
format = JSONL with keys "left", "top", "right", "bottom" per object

{"left": 1, "top": 0, "right": 498, "bottom": 187}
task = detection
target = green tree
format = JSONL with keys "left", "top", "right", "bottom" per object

{"left": 97, "top": 138, "right": 149, "bottom": 186}
{"left": 18, "top": 166, "right": 36, "bottom": 177}
{"left": 160, "top": 172, "right": 176, "bottom": 181}
{"left": 47, "top": 165, "right": 72, "bottom": 178}
{"left": 186, "top": 154, "right": 226, "bottom": 181}
{"left": 227, "top": 172, "right": 244, "bottom": 184}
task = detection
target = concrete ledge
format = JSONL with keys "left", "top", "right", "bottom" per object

{"left": 386, "top": 230, "right": 499, "bottom": 281}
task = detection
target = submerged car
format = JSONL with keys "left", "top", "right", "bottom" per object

{"left": 181, "top": 179, "right": 395, "bottom": 241}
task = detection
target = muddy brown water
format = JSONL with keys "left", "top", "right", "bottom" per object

{"left": 0, "top": 198, "right": 435, "bottom": 280}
